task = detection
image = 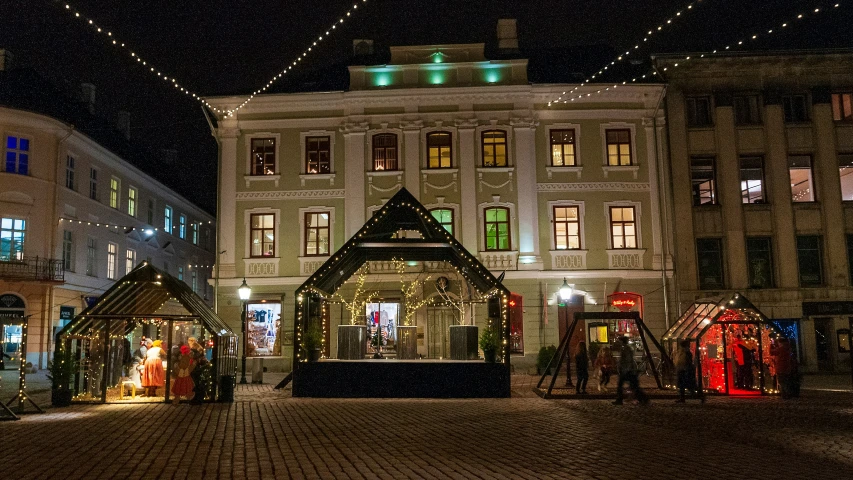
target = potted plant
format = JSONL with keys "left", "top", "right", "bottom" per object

{"left": 47, "top": 349, "right": 77, "bottom": 407}
{"left": 303, "top": 325, "right": 323, "bottom": 362}
{"left": 479, "top": 327, "right": 500, "bottom": 363}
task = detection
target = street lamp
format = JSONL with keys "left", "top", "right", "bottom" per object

{"left": 559, "top": 278, "right": 574, "bottom": 388}
{"left": 238, "top": 278, "right": 251, "bottom": 384}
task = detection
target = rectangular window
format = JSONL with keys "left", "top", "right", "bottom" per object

{"left": 832, "top": 93, "right": 853, "bottom": 122}
{"left": 192, "top": 223, "right": 199, "bottom": 245}
{"left": 250, "top": 213, "right": 275, "bottom": 257}
{"left": 427, "top": 132, "right": 452, "bottom": 168}
{"left": 4, "top": 135, "right": 29, "bottom": 175}
{"left": 164, "top": 206, "right": 172, "bottom": 232}
{"left": 89, "top": 168, "right": 98, "bottom": 200}
{"left": 733, "top": 95, "right": 762, "bottom": 125}
{"left": 789, "top": 155, "right": 815, "bottom": 202}
{"left": 840, "top": 154, "right": 853, "bottom": 201}
{"left": 0, "top": 218, "right": 26, "bottom": 261}
{"left": 550, "top": 129, "right": 576, "bottom": 166}
{"left": 179, "top": 214, "right": 186, "bottom": 239}
{"left": 430, "top": 208, "right": 454, "bottom": 236}
{"left": 178, "top": 266, "right": 184, "bottom": 281}
{"left": 304, "top": 212, "right": 330, "bottom": 256}
{"left": 481, "top": 130, "right": 507, "bottom": 167}
{"left": 65, "top": 155, "right": 76, "bottom": 190}
{"left": 796, "top": 235, "right": 823, "bottom": 287}
{"left": 690, "top": 156, "right": 716, "bottom": 206}
{"left": 251, "top": 138, "right": 276, "bottom": 175}
{"left": 109, "top": 177, "right": 120, "bottom": 209}
{"left": 686, "top": 96, "right": 713, "bottom": 127}
{"left": 847, "top": 235, "right": 853, "bottom": 285}
{"left": 484, "top": 207, "right": 511, "bottom": 251}
{"left": 696, "top": 238, "right": 724, "bottom": 290}
{"left": 192, "top": 270, "right": 198, "bottom": 293}
{"left": 553, "top": 206, "right": 580, "bottom": 249}
{"left": 107, "top": 242, "right": 117, "bottom": 280}
{"left": 740, "top": 156, "right": 765, "bottom": 204}
{"left": 605, "top": 129, "right": 632, "bottom": 166}
{"left": 127, "top": 187, "right": 137, "bottom": 217}
{"left": 783, "top": 95, "right": 810, "bottom": 123}
{"left": 372, "top": 134, "right": 398, "bottom": 171}
{"left": 609, "top": 206, "right": 636, "bottom": 249}
{"left": 147, "top": 199, "right": 155, "bottom": 225}
{"left": 746, "top": 237, "right": 774, "bottom": 288}
{"left": 62, "top": 230, "right": 73, "bottom": 271}
{"left": 86, "top": 237, "right": 97, "bottom": 276}
{"left": 305, "top": 136, "right": 331, "bottom": 174}
{"left": 125, "top": 248, "right": 136, "bottom": 275}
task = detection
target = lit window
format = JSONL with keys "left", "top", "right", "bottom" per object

{"left": 484, "top": 207, "right": 511, "bottom": 251}
{"left": 251, "top": 138, "right": 276, "bottom": 175}
{"left": 192, "top": 223, "right": 199, "bottom": 245}
{"left": 178, "top": 266, "right": 184, "bottom": 281}
{"left": 0, "top": 218, "right": 26, "bottom": 261}
{"left": 62, "top": 231, "right": 73, "bottom": 271}
{"left": 740, "top": 156, "right": 765, "bottom": 204}
{"left": 89, "top": 168, "right": 98, "bottom": 200}
{"left": 553, "top": 206, "right": 580, "bottom": 249}
{"left": 125, "top": 249, "right": 136, "bottom": 275}
{"left": 179, "top": 215, "right": 186, "bottom": 239}
{"left": 127, "top": 187, "right": 137, "bottom": 217}
{"left": 605, "top": 129, "right": 632, "bottom": 166}
{"left": 690, "top": 157, "right": 716, "bottom": 206}
{"left": 107, "top": 242, "right": 117, "bottom": 280}
{"left": 832, "top": 93, "right": 853, "bottom": 122}
{"left": 86, "top": 237, "right": 97, "bottom": 276}
{"left": 550, "top": 130, "right": 576, "bottom": 166}
{"left": 686, "top": 96, "right": 713, "bottom": 127}
{"left": 789, "top": 155, "right": 815, "bottom": 202}
{"left": 427, "top": 132, "right": 452, "bottom": 168}
{"left": 305, "top": 136, "right": 331, "bottom": 174}
{"left": 733, "top": 95, "right": 762, "bottom": 125}
{"left": 839, "top": 154, "right": 853, "bottom": 201}
{"left": 482, "top": 130, "right": 507, "bottom": 167}
{"left": 164, "top": 206, "right": 173, "bottom": 232}
{"left": 372, "top": 134, "right": 398, "bottom": 171}
{"left": 109, "top": 177, "right": 120, "bottom": 209}
{"left": 304, "top": 212, "right": 330, "bottom": 256}
{"left": 65, "top": 155, "right": 75, "bottom": 190}
{"left": 783, "top": 95, "right": 809, "bottom": 123}
{"left": 250, "top": 213, "right": 275, "bottom": 257}
{"left": 4, "top": 135, "right": 29, "bottom": 175}
{"left": 429, "top": 209, "right": 453, "bottom": 236}
{"left": 609, "top": 206, "right": 636, "bottom": 249}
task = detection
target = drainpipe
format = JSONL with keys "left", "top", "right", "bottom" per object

{"left": 201, "top": 106, "right": 222, "bottom": 313}
{"left": 650, "top": 87, "right": 674, "bottom": 328}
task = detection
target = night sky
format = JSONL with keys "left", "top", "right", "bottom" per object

{"left": 2, "top": 0, "right": 850, "bottom": 214}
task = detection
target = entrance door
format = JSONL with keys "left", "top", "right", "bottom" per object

{"left": 814, "top": 318, "right": 833, "bottom": 371}
{"left": 427, "top": 306, "right": 453, "bottom": 359}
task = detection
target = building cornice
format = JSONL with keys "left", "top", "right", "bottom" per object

{"left": 537, "top": 182, "right": 651, "bottom": 192}
{"left": 236, "top": 189, "right": 347, "bottom": 201}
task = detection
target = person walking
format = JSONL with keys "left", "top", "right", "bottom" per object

{"left": 674, "top": 340, "right": 703, "bottom": 403}
{"left": 575, "top": 342, "right": 589, "bottom": 395}
{"left": 613, "top": 336, "right": 649, "bottom": 406}
{"left": 771, "top": 337, "right": 795, "bottom": 399}
{"left": 594, "top": 345, "right": 615, "bottom": 392}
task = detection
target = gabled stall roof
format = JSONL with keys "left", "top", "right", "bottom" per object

{"left": 297, "top": 188, "right": 507, "bottom": 296}
{"left": 59, "top": 262, "right": 232, "bottom": 337}
{"left": 663, "top": 292, "right": 770, "bottom": 342}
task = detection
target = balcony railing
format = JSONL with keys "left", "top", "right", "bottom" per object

{"left": 0, "top": 256, "right": 65, "bottom": 282}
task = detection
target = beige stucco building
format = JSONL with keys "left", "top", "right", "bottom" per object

{"left": 656, "top": 50, "right": 853, "bottom": 373}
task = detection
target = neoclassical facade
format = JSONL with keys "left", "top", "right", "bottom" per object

{"left": 210, "top": 43, "right": 673, "bottom": 371}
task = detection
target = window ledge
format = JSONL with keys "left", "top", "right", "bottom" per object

{"left": 743, "top": 202, "right": 771, "bottom": 211}
{"left": 298, "top": 256, "right": 329, "bottom": 275}
{"left": 736, "top": 124, "right": 764, "bottom": 129}
{"left": 792, "top": 201, "right": 821, "bottom": 209}
{"left": 606, "top": 249, "right": 646, "bottom": 269}
{"left": 476, "top": 167, "right": 515, "bottom": 174}
{"left": 545, "top": 166, "right": 582, "bottom": 179}
{"left": 478, "top": 251, "right": 519, "bottom": 270}
{"left": 422, "top": 168, "right": 458, "bottom": 175}
{"left": 687, "top": 125, "right": 714, "bottom": 131}
{"left": 602, "top": 165, "right": 640, "bottom": 179}
{"left": 366, "top": 170, "right": 403, "bottom": 178}
{"left": 299, "top": 173, "right": 336, "bottom": 187}
{"left": 244, "top": 257, "right": 279, "bottom": 277}
{"left": 244, "top": 174, "right": 280, "bottom": 188}
{"left": 549, "top": 249, "right": 588, "bottom": 270}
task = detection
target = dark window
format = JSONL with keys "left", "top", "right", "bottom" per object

{"left": 62, "top": 230, "right": 73, "bottom": 271}
{"left": 686, "top": 96, "right": 713, "bottom": 127}
{"left": 306, "top": 136, "right": 331, "bottom": 173}
{"left": 690, "top": 157, "right": 716, "bottom": 206}
{"left": 733, "top": 95, "right": 762, "bottom": 125}
{"left": 796, "top": 235, "right": 823, "bottom": 287}
{"left": 304, "top": 212, "right": 330, "bottom": 256}
{"left": 372, "top": 134, "right": 398, "bottom": 171}
{"left": 89, "top": 168, "right": 98, "bottom": 200}
{"left": 4, "top": 135, "right": 29, "bottom": 175}
{"left": 65, "top": 155, "right": 75, "bottom": 190}
{"left": 609, "top": 206, "right": 637, "bottom": 249}
{"left": 250, "top": 213, "right": 275, "bottom": 257}
{"left": 746, "top": 237, "right": 774, "bottom": 288}
{"left": 832, "top": 93, "right": 853, "bottom": 122}
{"left": 251, "top": 138, "right": 276, "bottom": 175}
{"left": 482, "top": 130, "right": 507, "bottom": 167}
{"left": 696, "top": 238, "right": 724, "bottom": 290}
{"left": 427, "top": 132, "right": 452, "bottom": 168}
{"left": 430, "top": 208, "right": 453, "bottom": 236}
{"left": 484, "top": 207, "right": 511, "bottom": 251}
{"left": 86, "top": 237, "right": 97, "bottom": 276}
{"left": 847, "top": 235, "right": 853, "bottom": 285}
{"left": 550, "top": 130, "right": 576, "bottom": 166}
{"left": 605, "top": 129, "right": 632, "bottom": 166}
{"left": 789, "top": 155, "right": 815, "bottom": 202}
{"left": 783, "top": 95, "right": 810, "bottom": 123}
{"left": 740, "top": 156, "right": 765, "bottom": 204}
{"left": 553, "top": 206, "right": 580, "bottom": 249}
{"left": 147, "top": 199, "right": 155, "bottom": 225}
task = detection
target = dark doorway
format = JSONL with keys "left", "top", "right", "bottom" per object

{"left": 814, "top": 318, "right": 833, "bottom": 371}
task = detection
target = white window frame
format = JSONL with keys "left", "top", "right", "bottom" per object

{"left": 107, "top": 242, "right": 118, "bottom": 280}
{"left": 298, "top": 206, "right": 335, "bottom": 257}
{"left": 89, "top": 167, "right": 99, "bottom": 201}
{"left": 546, "top": 124, "right": 583, "bottom": 179}
{"left": 475, "top": 125, "right": 512, "bottom": 168}
{"left": 125, "top": 248, "right": 136, "bottom": 275}
{"left": 65, "top": 154, "right": 76, "bottom": 191}
{"left": 244, "top": 132, "right": 281, "bottom": 187}
{"left": 423, "top": 202, "right": 460, "bottom": 238}
{"left": 299, "top": 130, "right": 337, "bottom": 183}
{"left": 179, "top": 214, "right": 186, "bottom": 239}
{"left": 192, "top": 222, "right": 199, "bottom": 245}
{"left": 547, "top": 200, "right": 586, "bottom": 250}
{"left": 243, "top": 208, "right": 281, "bottom": 259}
{"left": 367, "top": 128, "right": 404, "bottom": 172}
{"left": 4, "top": 133, "right": 30, "bottom": 175}
{"left": 109, "top": 177, "right": 121, "bottom": 209}
{"left": 600, "top": 122, "right": 639, "bottom": 178}
{"left": 603, "top": 201, "right": 643, "bottom": 249}
{"left": 0, "top": 216, "right": 27, "bottom": 261}
{"left": 191, "top": 270, "right": 198, "bottom": 293}
{"left": 147, "top": 198, "right": 156, "bottom": 225}
{"left": 62, "top": 230, "right": 74, "bottom": 272}
{"left": 178, "top": 265, "right": 184, "bottom": 281}
{"left": 476, "top": 201, "right": 517, "bottom": 252}
{"left": 127, "top": 186, "right": 138, "bottom": 217}
{"left": 86, "top": 236, "right": 97, "bottom": 276}
{"left": 164, "top": 205, "right": 173, "bottom": 233}
{"left": 421, "top": 125, "right": 458, "bottom": 169}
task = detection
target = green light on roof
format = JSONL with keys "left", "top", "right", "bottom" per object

{"left": 431, "top": 52, "right": 444, "bottom": 63}
{"left": 429, "top": 72, "right": 445, "bottom": 85}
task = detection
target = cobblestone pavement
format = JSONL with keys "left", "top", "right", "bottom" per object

{"left": 2, "top": 373, "right": 852, "bottom": 480}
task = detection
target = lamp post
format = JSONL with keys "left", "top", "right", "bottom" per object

{"left": 238, "top": 278, "right": 251, "bottom": 384}
{"left": 559, "top": 278, "right": 574, "bottom": 388}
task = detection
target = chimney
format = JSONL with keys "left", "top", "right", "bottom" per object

{"left": 79, "top": 83, "right": 96, "bottom": 114}
{"left": 0, "top": 49, "right": 13, "bottom": 71}
{"left": 116, "top": 110, "right": 131, "bottom": 141}
{"left": 497, "top": 19, "right": 519, "bottom": 52}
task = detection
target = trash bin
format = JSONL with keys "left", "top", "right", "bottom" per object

{"left": 219, "top": 375, "right": 235, "bottom": 402}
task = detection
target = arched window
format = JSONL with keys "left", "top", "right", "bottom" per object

{"left": 481, "top": 130, "right": 507, "bottom": 167}
{"left": 426, "top": 132, "right": 452, "bottom": 168}
{"left": 372, "top": 134, "right": 398, "bottom": 171}
{"left": 484, "top": 207, "right": 511, "bottom": 251}
{"left": 429, "top": 208, "right": 454, "bottom": 236}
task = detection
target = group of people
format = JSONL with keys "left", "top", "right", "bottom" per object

{"left": 134, "top": 336, "right": 208, "bottom": 404}
{"left": 573, "top": 336, "right": 651, "bottom": 405}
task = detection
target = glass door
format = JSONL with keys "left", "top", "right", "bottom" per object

{"left": 366, "top": 302, "right": 399, "bottom": 356}
{"left": 427, "top": 306, "right": 453, "bottom": 359}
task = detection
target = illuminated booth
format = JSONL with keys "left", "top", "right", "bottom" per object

{"left": 55, "top": 262, "right": 237, "bottom": 404}
{"left": 291, "top": 188, "right": 511, "bottom": 398}
{"left": 662, "top": 293, "right": 785, "bottom": 395}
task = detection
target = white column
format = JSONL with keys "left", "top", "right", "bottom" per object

{"left": 512, "top": 117, "right": 542, "bottom": 269}
{"left": 644, "top": 117, "right": 664, "bottom": 270}
{"left": 457, "top": 121, "right": 479, "bottom": 254}
{"left": 343, "top": 123, "right": 367, "bottom": 239}
{"left": 217, "top": 120, "right": 239, "bottom": 279}
{"left": 402, "top": 120, "right": 423, "bottom": 200}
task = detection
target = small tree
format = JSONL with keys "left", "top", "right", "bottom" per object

{"left": 332, "top": 265, "right": 378, "bottom": 325}
{"left": 434, "top": 262, "right": 483, "bottom": 325}
{"left": 392, "top": 258, "right": 432, "bottom": 326}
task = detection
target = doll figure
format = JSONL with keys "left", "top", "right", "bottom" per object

{"left": 171, "top": 345, "right": 196, "bottom": 404}
{"left": 142, "top": 339, "right": 165, "bottom": 397}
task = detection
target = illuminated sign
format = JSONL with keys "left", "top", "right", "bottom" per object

{"left": 608, "top": 292, "right": 642, "bottom": 313}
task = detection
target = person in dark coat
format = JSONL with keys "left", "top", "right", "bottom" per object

{"left": 674, "top": 340, "right": 703, "bottom": 403}
{"left": 613, "top": 336, "right": 649, "bottom": 406}
{"left": 575, "top": 342, "right": 589, "bottom": 395}
{"left": 771, "top": 338, "right": 795, "bottom": 399}
{"left": 187, "top": 337, "right": 208, "bottom": 405}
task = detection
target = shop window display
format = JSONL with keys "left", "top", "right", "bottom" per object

{"left": 366, "top": 302, "right": 399, "bottom": 356}
{"left": 246, "top": 302, "right": 282, "bottom": 357}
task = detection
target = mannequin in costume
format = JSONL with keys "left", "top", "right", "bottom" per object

{"left": 171, "top": 345, "right": 195, "bottom": 404}
{"left": 142, "top": 339, "right": 165, "bottom": 396}
{"left": 187, "top": 337, "right": 208, "bottom": 405}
